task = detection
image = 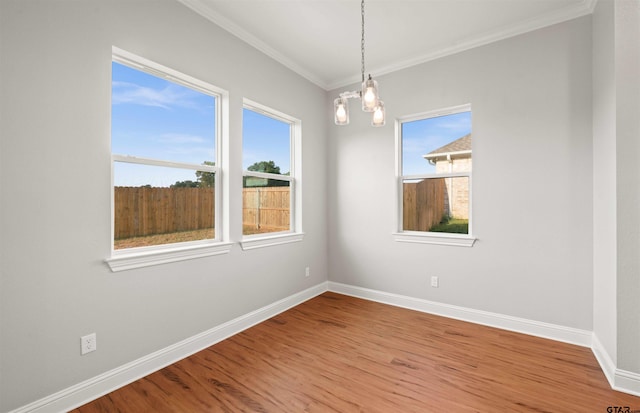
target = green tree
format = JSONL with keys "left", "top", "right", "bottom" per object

{"left": 171, "top": 180, "right": 198, "bottom": 188}
{"left": 247, "top": 160, "right": 281, "bottom": 174}
{"left": 195, "top": 161, "right": 216, "bottom": 187}
{"left": 245, "top": 160, "right": 287, "bottom": 187}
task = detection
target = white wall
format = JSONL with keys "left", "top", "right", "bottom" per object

{"left": 328, "top": 17, "right": 593, "bottom": 330}
{"left": 614, "top": 0, "right": 640, "bottom": 375}
{"left": 592, "top": 0, "right": 618, "bottom": 369}
{"left": 0, "top": 1, "right": 328, "bottom": 411}
{"left": 592, "top": 0, "right": 640, "bottom": 383}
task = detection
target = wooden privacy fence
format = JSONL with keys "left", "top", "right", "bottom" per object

{"left": 242, "top": 187, "right": 290, "bottom": 232}
{"left": 403, "top": 178, "right": 446, "bottom": 232}
{"left": 114, "top": 187, "right": 215, "bottom": 239}
{"left": 114, "top": 186, "right": 290, "bottom": 239}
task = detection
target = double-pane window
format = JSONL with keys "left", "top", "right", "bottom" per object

{"left": 111, "top": 53, "right": 222, "bottom": 251}
{"left": 242, "top": 103, "right": 297, "bottom": 237}
{"left": 399, "top": 105, "right": 472, "bottom": 235}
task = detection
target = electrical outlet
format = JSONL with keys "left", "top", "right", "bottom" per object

{"left": 430, "top": 276, "right": 439, "bottom": 288}
{"left": 81, "top": 333, "right": 97, "bottom": 355}
{"left": 305, "top": 267, "right": 310, "bottom": 277}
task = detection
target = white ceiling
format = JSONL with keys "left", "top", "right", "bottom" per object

{"left": 178, "top": 0, "right": 596, "bottom": 90}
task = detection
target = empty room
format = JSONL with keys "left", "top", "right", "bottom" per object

{"left": 1, "top": 0, "right": 639, "bottom": 412}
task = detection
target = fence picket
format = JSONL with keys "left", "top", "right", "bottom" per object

{"left": 403, "top": 178, "right": 446, "bottom": 232}
{"left": 114, "top": 186, "right": 290, "bottom": 239}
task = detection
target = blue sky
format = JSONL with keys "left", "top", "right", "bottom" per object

{"left": 401, "top": 111, "right": 472, "bottom": 175}
{"left": 112, "top": 61, "right": 468, "bottom": 185}
{"left": 242, "top": 109, "right": 290, "bottom": 173}
{"left": 112, "top": 62, "right": 290, "bottom": 187}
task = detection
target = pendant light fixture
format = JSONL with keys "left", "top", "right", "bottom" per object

{"left": 334, "top": 0, "right": 385, "bottom": 127}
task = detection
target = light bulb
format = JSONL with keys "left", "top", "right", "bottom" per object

{"left": 334, "top": 97, "right": 349, "bottom": 125}
{"left": 364, "top": 87, "right": 376, "bottom": 105}
{"left": 361, "top": 76, "right": 379, "bottom": 112}
{"left": 372, "top": 101, "right": 385, "bottom": 127}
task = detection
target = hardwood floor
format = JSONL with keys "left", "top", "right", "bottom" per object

{"left": 73, "top": 292, "right": 640, "bottom": 412}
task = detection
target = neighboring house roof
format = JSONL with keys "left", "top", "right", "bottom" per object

{"left": 423, "top": 133, "right": 472, "bottom": 164}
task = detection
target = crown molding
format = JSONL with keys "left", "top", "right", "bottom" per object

{"left": 176, "top": 0, "right": 330, "bottom": 90}
{"left": 179, "top": 0, "right": 595, "bottom": 92}
{"left": 327, "top": 0, "right": 596, "bottom": 90}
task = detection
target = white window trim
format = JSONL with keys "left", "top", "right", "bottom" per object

{"left": 106, "top": 241, "right": 234, "bottom": 272}
{"left": 393, "top": 232, "right": 476, "bottom": 247}
{"left": 240, "top": 99, "right": 303, "bottom": 250}
{"left": 106, "top": 47, "right": 231, "bottom": 272}
{"left": 240, "top": 232, "right": 305, "bottom": 251}
{"left": 394, "top": 103, "right": 477, "bottom": 247}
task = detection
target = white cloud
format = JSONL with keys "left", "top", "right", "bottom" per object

{"left": 157, "top": 133, "right": 208, "bottom": 144}
{"left": 434, "top": 115, "right": 472, "bottom": 133}
{"left": 111, "top": 81, "right": 201, "bottom": 110}
{"left": 402, "top": 138, "right": 431, "bottom": 155}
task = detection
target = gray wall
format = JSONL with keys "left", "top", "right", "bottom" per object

{"left": 0, "top": 1, "right": 328, "bottom": 411}
{"left": 613, "top": 0, "right": 640, "bottom": 374}
{"left": 592, "top": 0, "right": 618, "bottom": 368}
{"left": 2, "top": 1, "right": 639, "bottom": 411}
{"left": 592, "top": 0, "right": 640, "bottom": 377}
{"left": 328, "top": 16, "right": 594, "bottom": 330}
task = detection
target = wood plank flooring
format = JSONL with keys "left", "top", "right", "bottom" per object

{"left": 72, "top": 292, "right": 640, "bottom": 412}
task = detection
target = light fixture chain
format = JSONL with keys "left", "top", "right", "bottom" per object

{"left": 361, "top": 0, "right": 365, "bottom": 83}
{"left": 335, "top": 0, "right": 385, "bottom": 127}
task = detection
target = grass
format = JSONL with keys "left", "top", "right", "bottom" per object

{"left": 114, "top": 228, "right": 215, "bottom": 249}
{"left": 429, "top": 217, "right": 469, "bottom": 234}
{"left": 242, "top": 225, "right": 288, "bottom": 236}
{"left": 115, "top": 226, "right": 287, "bottom": 249}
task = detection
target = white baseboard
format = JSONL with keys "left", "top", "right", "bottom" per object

{"left": 11, "top": 280, "right": 639, "bottom": 412}
{"left": 591, "top": 333, "right": 617, "bottom": 388}
{"left": 616, "top": 369, "right": 640, "bottom": 397}
{"left": 592, "top": 333, "right": 640, "bottom": 397}
{"left": 328, "top": 282, "right": 640, "bottom": 397}
{"left": 327, "top": 281, "right": 592, "bottom": 347}
{"left": 8, "top": 282, "right": 328, "bottom": 413}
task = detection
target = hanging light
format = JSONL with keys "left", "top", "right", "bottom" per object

{"left": 362, "top": 75, "right": 379, "bottom": 112}
{"left": 334, "top": 0, "right": 385, "bottom": 127}
{"left": 334, "top": 97, "right": 349, "bottom": 125}
{"left": 372, "top": 100, "right": 385, "bottom": 127}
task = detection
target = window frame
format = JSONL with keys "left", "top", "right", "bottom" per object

{"left": 393, "top": 104, "right": 476, "bottom": 247}
{"left": 106, "top": 47, "right": 231, "bottom": 272}
{"left": 240, "top": 99, "right": 303, "bottom": 250}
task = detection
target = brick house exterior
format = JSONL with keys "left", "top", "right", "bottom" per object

{"left": 423, "top": 134, "right": 471, "bottom": 219}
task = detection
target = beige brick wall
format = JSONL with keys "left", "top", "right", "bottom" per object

{"left": 434, "top": 157, "right": 471, "bottom": 219}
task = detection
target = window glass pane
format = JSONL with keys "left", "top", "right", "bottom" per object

{"left": 111, "top": 61, "right": 216, "bottom": 165}
{"left": 403, "top": 177, "right": 469, "bottom": 234}
{"left": 242, "top": 177, "right": 290, "bottom": 236}
{"left": 402, "top": 111, "right": 471, "bottom": 175}
{"left": 242, "top": 108, "right": 290, "bottom": 173}
{"left": 114, "top": 162, "right": 214, "bottom": 249}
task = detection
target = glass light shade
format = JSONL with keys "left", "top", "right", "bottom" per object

{"left": 361, "top": 76, "right": 379, "bottom": 112}
{"left": 334, "top": 97, "right": 349, "bottom": 125}
{"left": 372, "top": 101, "right": 385, "bottom": 127}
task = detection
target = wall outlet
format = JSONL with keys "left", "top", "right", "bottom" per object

{"left": 430, "top": 276, "right": 439, "bottom": 288}
{"left": 305, "top": 267, "right": 310, "bottom": 277}
{"left": 81, "top": 333, "right": 97, "bottom": 355}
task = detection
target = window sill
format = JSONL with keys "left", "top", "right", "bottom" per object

{"left": 105, "top": 241, "right": 233, "bottom": 272}
{"left": 393, "top": 232, "right": 477, "bottom": 247}
{"left": 240, "top": 232, "right": 304, "bottom": 251}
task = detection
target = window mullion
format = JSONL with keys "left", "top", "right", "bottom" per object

{"left": 402, "top": 171, "right": 470, "bottom": 180}
{"left": 242, "top": 170, "right": 293, "bottom": 181}
{"left": 113, "top": 154, "right": 216, "bottom": 173}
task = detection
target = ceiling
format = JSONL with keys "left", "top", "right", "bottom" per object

{"left": 178, "top": 0, "right": 596, "bottom": 91}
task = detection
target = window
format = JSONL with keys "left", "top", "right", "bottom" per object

{"left": 106, "top": 48, "right": 230, "bottom": 271}
{"left": 241, "top": 100, "right": 302, "bottom": 249}
{"left": 395, "top": 104, "right": 475, "bottom": 246}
